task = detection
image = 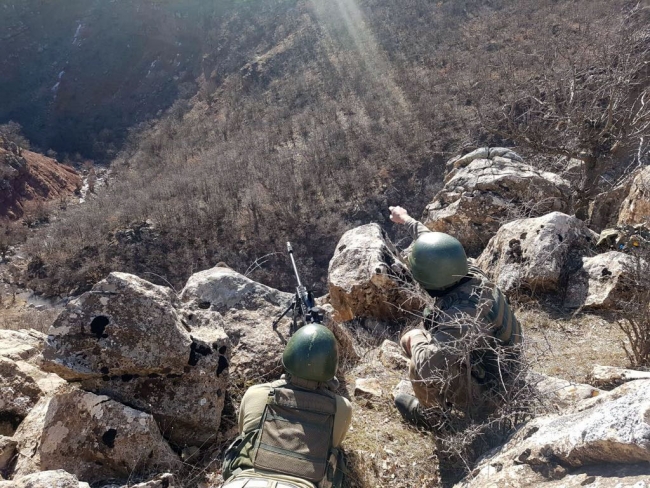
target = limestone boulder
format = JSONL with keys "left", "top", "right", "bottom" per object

{"left": 354, "top": 378, "right": 383, "bottom": 399}
{"left": 587, "top": 365, "right": 650, "bottom": 389}
{"left": 532, "top": 373, "right": 602, "bottom": 409}
{"left": 476, "top": 212, "right": 597, "bottom": 295}
{"left": 0, "top": 329, "right": 46, "bottom": 362}
{"left": 392, "top": 380, "right": 415, "bottom": 400}
{"left": 378, "top": 339, "right": 409, "bottom": 371}
{"left": 328, "top": 224, "right": 422, "bottom": 323}
{"left": 0, "top": 470, "right": 91, "bottom": 488}
{"left": 13, "top": 388, "right": 180, "bottom": 483}
{"left": 425, "top": 149, "right": 571, "bottom": 256}
{"left": 42, "top": 272, "right": 230, "bottom": 446}
{"left": 0, "top": 357, "right": 41, "bottom": 436}
{"left": 589, "top": 177, "right": 634, "bottom": 232}
{"left": 618, "top": 166, "right": 650, "bottom": 226}
{"left": 458, "top": 380, "right": 650, "bottom": 487}
{"left": 180, "top": 266, "right": 293, "bottom": 382}
{"left": 565, "top": 252, "right": 647, "bottom": 309}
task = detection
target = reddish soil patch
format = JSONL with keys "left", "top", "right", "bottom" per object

{"left": 0, "top": 141, "right": 80, "bottom": 220}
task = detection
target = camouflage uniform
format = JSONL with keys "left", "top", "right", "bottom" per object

{"left": 403, "top": 218, "right": 522, "bottom": 412}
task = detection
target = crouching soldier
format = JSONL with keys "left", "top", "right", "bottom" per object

{"left": 389, "top": 206, "right": 523, "bottom": 426}
{"left": 222, "top": 324, "right": 353, "bottom": 488}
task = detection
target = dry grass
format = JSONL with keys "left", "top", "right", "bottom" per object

{"left": 517, "top": 306, "right": 629, "bottom": 382}
{"left": 0, "top": 305, "right": 59, "bottom": 333}
{"left": 340, "top": 345, "right": 439, "bottom": 488}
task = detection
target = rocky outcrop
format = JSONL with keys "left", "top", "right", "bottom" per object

{"left": 565, "top": 251, "right": 646, "bottom": 309}
{"left": 476, "top": 212, "right": 597, "bottom": 295}
{"left": 0, "top": 357, "right": 42, "bottom": 436}
{"left": 532, "top": 374, "right": 602, "bottom": 409}
{"left": 328, "top": 224, "right": 422, "bottom": 322}
{"left": 180, "top": 265, "right": 293, "bottom": 381}
{"left": 0, "top": 470, "right": 91, "bottom": 488}
{"left": 618, "top": 166, "right": 650, "bottom": 226}
{"left": 459, "top": 380, "right": 650, "bottom": 487}
{"left": 13, "top": 388, "right": 180, "bottom": 483}
{"left": 587, "top": 365, "right": 650, "bottom": 389}
{"left": 0, "top": 329, "right": 46, "bottom": 362}
{"left": 43, "top": 272, "right": 230, "bottom": 446}
{"left": 424, "top": 148, "right": 571, "bottom": 256}
{"left": 589, "top": 176, "right": 634, "bottom": 232}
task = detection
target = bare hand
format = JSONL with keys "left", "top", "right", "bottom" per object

{"left": 389, "top": 206, "right": 410, "bottom": 225}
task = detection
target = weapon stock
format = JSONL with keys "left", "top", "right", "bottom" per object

{"left": 272, "top": 242, "right": 324, "bottom": 335}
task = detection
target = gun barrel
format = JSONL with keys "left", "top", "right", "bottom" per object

{"left": 287, "top": 241, "right": 303, "bottom": 287}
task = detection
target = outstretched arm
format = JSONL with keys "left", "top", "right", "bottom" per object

{"left": 389, "top": 205, "right": 430, "bottom": 240}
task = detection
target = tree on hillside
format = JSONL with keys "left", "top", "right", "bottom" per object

{"left": 470, "top": 2, "right": 650, "bottom": 219}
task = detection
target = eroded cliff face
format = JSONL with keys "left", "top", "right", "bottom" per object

{"left": 0, "top": 139, "right": 80, "bottom": 220}
{"left": 0, "top": 0, "right": 235, "bottom": 158}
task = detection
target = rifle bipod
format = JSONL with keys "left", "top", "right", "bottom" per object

{"left": 271, "top": 242, "right": 325, "bottom": 336}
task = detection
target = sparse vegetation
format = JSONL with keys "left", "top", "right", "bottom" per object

{"left": 618, "top": 248, "right": 650, "bottom": 368}
{"left": 468, "top": 1, "right": 650, "bottom": 218}
{"left": 19, "top": 0, "right": 648, "bottom": 299}
{"left": 0, "top": 122, "right": 30, "bottom": 150}
{"left": 0, "top": 222, "right": 27, "bottom": 262}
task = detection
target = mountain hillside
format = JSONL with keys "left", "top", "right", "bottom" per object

{"left": 18, "top": 0, "right": 648, "bottom": 297}
{"left": 0, "top": 0, "right": 285, "bottom": 159}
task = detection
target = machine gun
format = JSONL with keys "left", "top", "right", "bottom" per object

{"left": 272, "top": 242, "right": 324, "bottom": 336}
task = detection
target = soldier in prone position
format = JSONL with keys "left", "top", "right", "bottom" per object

{"left": 389, "top": 206, "right": 523, "bottom": 426}
{"left": 221, "top": 324, "right": 352, "bottom": 488}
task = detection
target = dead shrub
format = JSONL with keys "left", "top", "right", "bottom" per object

{"left": 618, "top": 247, "right": 650, "bottom": 368}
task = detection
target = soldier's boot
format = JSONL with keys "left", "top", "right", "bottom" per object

{"left": 394, "top": 393, "right": 431, "bottom": 428}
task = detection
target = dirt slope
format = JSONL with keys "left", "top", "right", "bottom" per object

{"left": 0, "top": 141, "right": 80, "bottom": 220}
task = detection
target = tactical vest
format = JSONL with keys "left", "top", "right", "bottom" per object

{"left": 223, "top": 380, "right": 343, "bottom": 488}
{"left": 253, "top": 383, "right": 337, "bottom": 483}
{"left": 431, "top": 266, "right": 522, "bottom": 346}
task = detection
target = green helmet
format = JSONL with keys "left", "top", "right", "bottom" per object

{"left": 282, "top": 324, "right": 338, "bottom": 382}
{"left": 408, "top": 232, "right": 469, "bottom": 291}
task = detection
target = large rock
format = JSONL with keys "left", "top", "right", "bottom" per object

{"left": 43, "top": 272, "right": 230, "bottom": 446}
{"left": 0, "top": 470, "right": 91, "bottom": 488}
{"left": 0, "top": 357, "right": 42, "bottom": 436}
{"left": 328, "top": 224, "right": 422, "bottom": 322}
{"left": 425, "top": 149, "right": 571, "bottom": 256}
{"left": 181, "top": 267, "right": 360, "bottom": 383}
{"left": 532, "top": 373, "right": 602, "bottom": 409}
{"left": 589, "top": 176, "right": 634, "bottom": 231}
{"left": 13, "top": 388, "right": 180, "bottom": 483}
{"left": 378, "top": 339, "right": 409, "bottom": 371}
{"left": 0, "top": 329, "right": 46, "bottom": 362}
{"left": 458, "top": 380, "right": 650, "bottom": 487}
{"left": 618, "top": 166, "right": 650, "bottom": 226}
{"left": 476, "top": 212, "right": 597, "bottom": 295}
{"left": 565, "top": 251, "right": 646, "bottom": 309}
{"left": 180, "top": 265, "right": 293, "bottom": 382}
{"left": 587, "top": 365, "right": 650, "bottom": 389}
